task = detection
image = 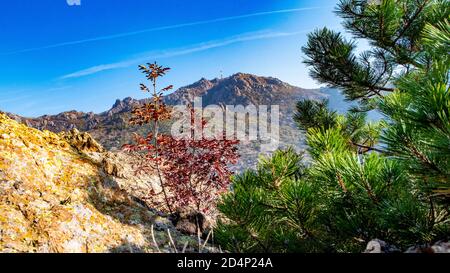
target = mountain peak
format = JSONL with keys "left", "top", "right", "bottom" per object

{"left": 112, "top": 97, "right": 134, "bottom": 107}
{"left": 164, "top": 73, "right": 322, "bottom": 107}
{"left": 183, "top": 77, "right": 215, "bottom": 90}
{"left": 230, "top": 72, "right": 251, "bottom": 78}
{"left": 226, "top": 73, "right": 288, "bottom": 88}
{"left": 108, "top": 97, "right": 139, "bottom": 116}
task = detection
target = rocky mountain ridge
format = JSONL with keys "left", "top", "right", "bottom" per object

{"left": 5, "top": 73, "right": 329, "bottom": 170}
{"left": 8, "top": 73, "right": 325, "bottom": 131}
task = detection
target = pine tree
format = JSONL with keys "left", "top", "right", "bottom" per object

{"left": 217, "top": 0, "right": 449, "bottom": 252}
{"left": 302, "top": 0, "right": 450, "bottom": 203}
{"left": 216, "top": 149, "right": 327, "bottom": 253}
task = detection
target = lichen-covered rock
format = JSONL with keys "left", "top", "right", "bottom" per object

{"left": 102, "top": 152, "right": 126, "bottom": 178}
{"left": 0, "top": 114, "right": 212, "bottom": 253}
{"left": 101, "top": 151, "right": 164, "bottom": 210}
{"left": 59, "top": 128, "right": 104, "bottom": 153}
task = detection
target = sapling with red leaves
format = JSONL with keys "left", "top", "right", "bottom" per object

{"left": 123, "top": 62, "right": 239, "bottom": 215}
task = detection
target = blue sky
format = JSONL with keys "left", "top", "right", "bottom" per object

{"left": 0, "top": 0, "right": 344, "bottom": 117}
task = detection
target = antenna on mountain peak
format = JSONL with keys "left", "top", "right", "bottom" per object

{"left": 220, "top": 70, "right": 223, "bottom": 80}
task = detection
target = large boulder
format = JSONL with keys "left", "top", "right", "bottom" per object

{"left": 170, "top": 208, "right": 212, "bottom": 236}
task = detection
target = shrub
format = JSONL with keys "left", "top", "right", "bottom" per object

{"left": 124, "top": 63, "right": 239, "bottom": 214}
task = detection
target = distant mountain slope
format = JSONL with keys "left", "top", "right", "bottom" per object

{"left": 320, "top": 87, "right": 383, "bottom": 120}
{"left": 5, "top": 73, "right": 351, "bottom": 170}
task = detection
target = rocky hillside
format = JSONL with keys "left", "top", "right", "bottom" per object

{"left": 6, "top": 73, "right": 331, "bottom": 170}
{"left": 0, "top": 114, "right": 214, "bottom": 253}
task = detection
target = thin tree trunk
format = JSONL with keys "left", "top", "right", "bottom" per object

{"left": 152, "top": 79, "right": 173, "bottom": 214}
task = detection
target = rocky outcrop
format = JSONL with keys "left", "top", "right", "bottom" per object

{"left": 364, "top": 239, "right": 400, "bottom": 253}
{"left": 0, "top": 114, "right": 214, "bottom": 253}
{"left": 364, "top": 239, "right": 450, "bottom": 253}
{"left": 405, "top": 241, "right": 450, "bottom": 253}
{"left": 102, "top": 152, "right": 125, "bottom": 178}
{"left": 6, "top": 111, "right": 101, "bottom": 133}
{"left": 59, "top": 128, "right": 104, "bottom": 153}
{"left": 169, "top": 209, "right": 212, "bottom": 236}
{"left": 106, "top": 97, "right": 143, "bottom": 117}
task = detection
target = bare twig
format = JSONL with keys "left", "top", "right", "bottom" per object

{"left": 182, "top": 241, "right": 189, "bottom": 253}
{"left": 202, "top": 229, "right": 213, "bottom": 250}
{"left": 150, "top": 224, "right": 161, "bottom": 253}
{"left": 167, "top": 229, "right": 178, "bottom": 253}
{"left": 197, "top": 227, "right": 202, "bottom": 253}
{"left": 350, "top": 141, "right": 388, "bottom": 154}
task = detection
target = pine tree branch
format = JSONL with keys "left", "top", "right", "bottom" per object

{"left": 372, "top": 85, "right": 395, "bottom": 92}
{"left": 393, "top": 0, "right": 430, "bottom": 44}
{"left": 350, "top": 141, "right": 387, "bottom": 154}
{"left": 407, "top": 143, "right": 442, "bottom": 173}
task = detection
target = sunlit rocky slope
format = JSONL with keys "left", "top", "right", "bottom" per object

{"left": 0, "top": 114, "right": 211, "bottom": 253}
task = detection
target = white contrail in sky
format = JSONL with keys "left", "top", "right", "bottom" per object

{"left": 60, "top": 29, "right": 310, "bottom": 79}
{"left": 2, "top": 7, "right": 321, "bottom": 55}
